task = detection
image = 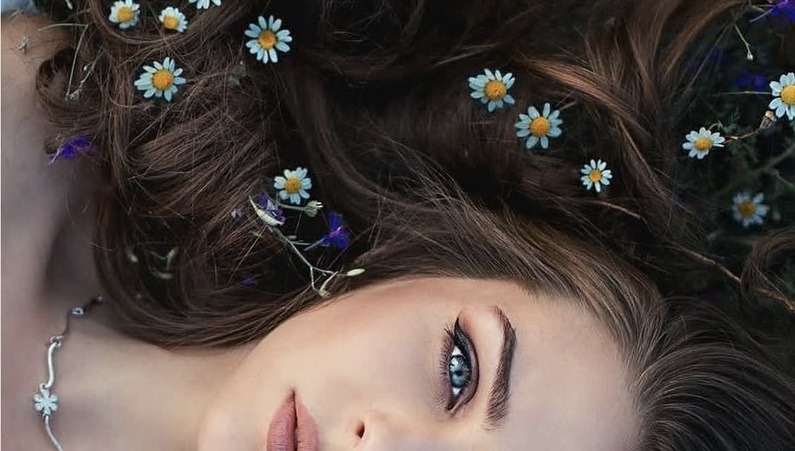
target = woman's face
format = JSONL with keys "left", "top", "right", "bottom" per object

{"left": 199, "top": 278, "right": 638, "bottom": 450}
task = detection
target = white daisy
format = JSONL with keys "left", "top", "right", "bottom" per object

{"left": 245, "top": 16, "right": 293, "bottom": 64}
{"left": 468, "top": 69, "right": 516, "bottom": 112}
{"left": 108, "top": 0, "right": 140, "bottom": 30}
{"left": 515, "top": 103, "right": 563, "bottom": 149}
{"left": 133, "top": 57, "right": 187, "bottom": 102}
{"left": 274, "top": 167, "right": 312, "bottom": 205}
{"left": 158, "top": 7, "right": 188, "bottom": 33}
{"left": 732, "top": 191, "right": 769, "bottom": 227}
{"left": 769, "top": 72, "right": 795, "bottom": 121}
{"left": 580, "top": 159, "right": 613, "bottom": 193}
{"left": 681, "top": 127, "right": 726, "bottom": 159}
{"left": 188, "top": 0, "right": 221, "bottom": 10}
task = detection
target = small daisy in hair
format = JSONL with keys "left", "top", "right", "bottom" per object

{"left": 769, "top": 72, "right": 795, "bottom": 120}
{"left": 682, "top": 127, "right": 726, "bottom": 159}
{"left": 188, "top": 0, "right": 221, "bottom": 10}
{"left": 580, "top": 159, "right": 613, "bottom": 193}
{"left": 108, "top": 0, "right": 140, "bottom": 30}
{"left": 274, "top": 167, "right": 312, "bottom": 205}
{"left": 732, "top": 191, "right": 769, "bottom": 227}
{"left": 515, "top": 103, "right": 563, "bottom": 150}
{"left": 159, "top": 7, "right": 188, "bottom": 33}
{"left": 468, "top": 69, "right": 515, "bottom": 112}
{"left": 245, "top": 15, "right": 293, "bottom": 64}
{"left": 134, "top": 57, "right": 187, "bottom": 102}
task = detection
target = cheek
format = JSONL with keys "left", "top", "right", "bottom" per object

{"left": 277, "top": 301, "right": 434, "bottom": 389}
{"left": 256, "top": 297, "right": 444, "bottom": 417}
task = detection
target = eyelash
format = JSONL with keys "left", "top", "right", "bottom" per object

{"left": 437, "top": 319, "right": 479, "bottom": 413}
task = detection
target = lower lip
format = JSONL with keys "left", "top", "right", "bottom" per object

{"left": 266, "top": 392, "right": 319, "bottom": 451}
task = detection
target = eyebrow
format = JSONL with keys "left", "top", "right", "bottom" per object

{"left": 484, "top": 308, "right": 517, "bottom": 430}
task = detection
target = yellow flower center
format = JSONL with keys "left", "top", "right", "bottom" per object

{"left": 258, "top": 30, "right": 278, "bottom": 50}
{"left": 152, "top": 70, "right": 174, "bottom": 91}
{"left": 588, "top": 169, "right": 603, "bottom": 183}
{"left": 693, "top": 137, "right": 713, "bottom": 152}
{"left": 163, "top": 15, "right": 180, "bottom": 30}
{"left": 737, "top": 201, "right": 756, "bottom": 218}
{"left": 484, "top": 80, "right": 507, "bottom": 101}
{"left": 781, "top": 85, "right": 795, "bottom": 106}
{"left": 117, "top": 6, "right": 135, "bottom": 23}
{"left": 284, "top": 177, "right": 302, "bottom": 194}
{"left": 530, "top": 117, "right": 551, "bottom": 137}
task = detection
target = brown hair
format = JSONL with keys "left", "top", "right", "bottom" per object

{"left": 32, "top": 0, "right": 795, "bottom": 447}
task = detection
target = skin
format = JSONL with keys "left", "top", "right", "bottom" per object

{"left": 198, "top": 278, "right": 639, "bottom": 450}
{"left": 2, "top": 13, "right": 637, "bottom": 450}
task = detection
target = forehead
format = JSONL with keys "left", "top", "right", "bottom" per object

{"left": 491, "top": 292, "right": 639, "bottom": 450}
{"left": 368, "top": 278, "right": 639, "bottom": 450}
{"left": 331, "top": 278, "right": 639, "bottom": 449}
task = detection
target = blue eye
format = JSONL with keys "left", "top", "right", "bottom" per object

{"left": 439, "top": 319, "right": 478, "bottom": 411}
{"left": 448, "top": 345, "right": 471, "bottom": 397}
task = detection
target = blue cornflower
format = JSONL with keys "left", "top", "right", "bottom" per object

{"left": 305, "top": 212, "right": 350, "bottom": 251}
{"left": 320, "top": 212, "right": 349, "bottom": 250}
{"left": 49, "top": 135, "right": 97, "bottom": 164}
{"left": 752, "top": 0, "right": 795, "bottom": 22}
{"left": 771, "top": 0, "right": 795, "bottom": 21}
{"left": 734, "top": 69, "right": 768, "bottom": 92}
{"left": 255, "top": 193, "right": 286, "bottom": 226}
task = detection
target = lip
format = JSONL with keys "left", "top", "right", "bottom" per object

{"left": 267, "top": 391, "right": 319, "bottom": 451}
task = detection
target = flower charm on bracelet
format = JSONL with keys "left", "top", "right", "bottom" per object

{"left": 580, "top": 159, "right": 613, "bottom": 193}
{"left": 189, "top": 0, "right": 221, "bottom": 10}
{"left": 108, "top": 0, "right": 140, "bottom": 29}
{"left": 769, "top": 72, "right": 795, "bottom": 120}
{"left": 159, "top": 7, "right": 188, "bottom": 33}
{"left": 515, "top": 103, "right": 563, "bottom": 150}
{"left": 731, "top": 191, "right": 769, "bottom": 227}
{"left": 468, "top": 69, "right": 516, "bottom": 112}
{"left": 274, "top": 167, "right": 312, "bottom": 205}
{"left": 245, "top": 15, "right": 293, "bottom": 64}
{"left": 682, "top": 127, "right": 725, "bottom": 159}
{"left": 134, "top": 57, "right": 187, "bottom": 102}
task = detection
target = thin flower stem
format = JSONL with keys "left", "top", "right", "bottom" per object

{"left": 734, "top": 24, "right": 754, "bottom": 60}
{"left": 770, "top": 170, "right": 795, "bottom": 190}
{"left": 724, "top": 127, "right": 762, "bottom": 143}
{"left": 710, "top": 91, "right": 770, "bottom": 96}
{"left": 714, "top": 144, "right": 795, "bottom": 198}
{"left": 671, "top": 243, "right": 795, "bottom": 315}
{"left": 749, "top": 5, "right": 774, "bottom": 23}
{"left": 590, "top": 200, "right": 642, "bottom": 220}
{"left": 279, "top": 204, "right": 307, "bottom": 212}
{"left": 64, "top": 24, "right": 90, "bottom": 101}
{"left": 273, "top": 227, "right": 335, "bottom": 277}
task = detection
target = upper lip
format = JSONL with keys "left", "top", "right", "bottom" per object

{"left": 267, "top": 391, "right": 319, "bottom": 451}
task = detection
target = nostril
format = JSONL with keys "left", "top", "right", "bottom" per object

{"left": 354, "top": 420, "right": 365, "bottom": 439}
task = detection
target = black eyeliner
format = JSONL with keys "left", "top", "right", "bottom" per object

{"left": 437, "top": 318, "right": 480, "bottom": 413}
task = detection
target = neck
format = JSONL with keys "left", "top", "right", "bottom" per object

{"left": 60, "top": 314, "right": 255, "bottom": 449}
{"left": 25, "top": 156, "right": 257, "bottom": 449}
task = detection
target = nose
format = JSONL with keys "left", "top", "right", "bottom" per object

{"left": 351, "top": 410, "right": 439, "bottom": 451}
